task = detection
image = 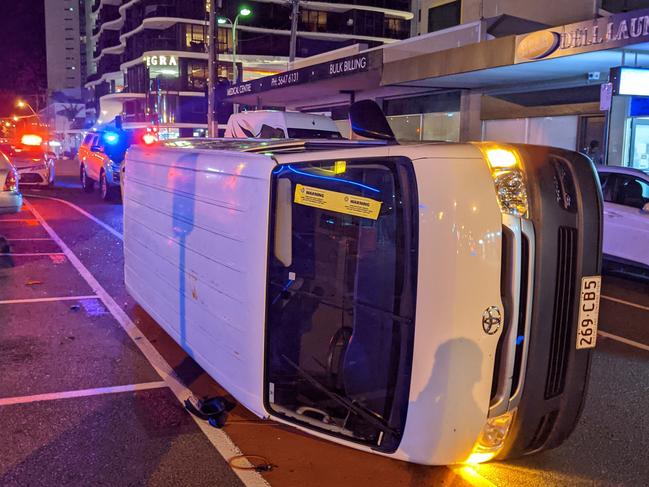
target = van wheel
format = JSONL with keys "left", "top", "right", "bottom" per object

{"left": 100, "top": 170, "right": 118, "bottom": 201}
{"left": 81, "top": 165, "right": 94, "bottom": 193}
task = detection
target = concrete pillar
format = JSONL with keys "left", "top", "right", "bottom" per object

{"left": 606, "top": 95, "right": 631, "bottom": 167}
{"left": 459, "top": 90, "right": 482, "bottom": 142}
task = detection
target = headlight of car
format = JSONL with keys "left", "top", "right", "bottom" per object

{"left": 478, "top": 145, "right": 529, "bottom": 217}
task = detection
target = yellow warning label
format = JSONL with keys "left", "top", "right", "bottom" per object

{"left": 294, "top": 184, "right": 382, "bottom": 220}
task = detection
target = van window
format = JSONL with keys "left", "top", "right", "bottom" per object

{"left": 265, "top": 158, "right": 418, "bottom": 452}
{"left": 286, "top": 128, "right": 343, "bottom": 139}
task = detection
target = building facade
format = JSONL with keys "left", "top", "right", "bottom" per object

{"left": 85, "top": 0, "right": 413, "bottom": 136}
{"left": 45, "top": 0, "right": 85, "bottom": 92}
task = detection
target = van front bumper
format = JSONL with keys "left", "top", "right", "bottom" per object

{"left": 492, "top": 145, "right": 602, "bottom": 459}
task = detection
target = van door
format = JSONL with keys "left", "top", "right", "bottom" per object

{"left": 264, "top": 158, "right": 418, "bottom": 452}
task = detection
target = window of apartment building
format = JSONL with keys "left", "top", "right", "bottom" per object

{"left": 185, "top": 24, "right": 206, "bottom": 50}
{"left": 385, "top": 17, "right": 408, "bottom": 38}
{"left": 428, "top": 1, "right": 461, "bottom": 33}
{"left": 300, "top": 10, "right": 327, "bottom": 32}
{"left": 187, "top": 61, "right": 208, "bottom": 89}
{"left": 217, "top": 27, "right": 232, "bottom": 53}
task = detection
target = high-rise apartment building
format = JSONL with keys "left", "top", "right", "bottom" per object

{"left": 45, "top": 0, "right": 85, "bottom": 93}
{"left": 85, "top": 0, "right": 413, "bottom": 136}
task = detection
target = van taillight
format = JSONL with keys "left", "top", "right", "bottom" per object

{"left": 4, "top": 170, "right": 17, "bottom": 191}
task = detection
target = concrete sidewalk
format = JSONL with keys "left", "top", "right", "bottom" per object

{"left": 56, "top": 158, "right": 79, "bottom": 178}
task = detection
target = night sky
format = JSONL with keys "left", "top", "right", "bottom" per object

{"left": 0, "top": 0, "right": 46, "bottom": 116}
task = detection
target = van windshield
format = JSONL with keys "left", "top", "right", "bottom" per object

{"left": 265, "top": 158, "right": 418, "bottom": 452}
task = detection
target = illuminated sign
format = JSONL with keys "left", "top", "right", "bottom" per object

{"left": 516, "top": 8, "right": 649, "bottom": 63}
{"left": 143, "top": 55, "right": 180, "bottom": 79}
{"left": 611, "top": 67, "right": 649, "bottom": 96}
{"left": 144, "top": 55, "right": 178, "bottom": 67}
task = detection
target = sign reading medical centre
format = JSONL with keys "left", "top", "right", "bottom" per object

{"left": 226, "top": 52, "right": 376, "bottom": 98}
{"left": 515, "top": 8, "right": 649, "bottom": 63}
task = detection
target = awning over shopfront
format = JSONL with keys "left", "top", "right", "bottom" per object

{"left": 223, "top": 51, "right": 383, "bottom": 106}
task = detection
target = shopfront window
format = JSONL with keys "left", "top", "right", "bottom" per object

{"left": 265, "top": 158, "right": 418, "bottom": 452}
{"left": 187, "top": 61, "right": 208, "bottom": 89}
{"left": 629, "top": 119, "right": 649, "bottom": 170}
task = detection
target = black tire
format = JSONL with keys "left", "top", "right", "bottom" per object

{"left": 100, "top": 170, "right": 118, "bottom": 201}
{"left": 81, "top": 165, "right": 94, "bottom": 193}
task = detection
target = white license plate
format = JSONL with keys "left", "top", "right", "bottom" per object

{"left": 576, "top": 276, "right": 601, "bottom": 350}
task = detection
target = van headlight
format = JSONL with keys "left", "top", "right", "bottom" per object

{"left": 478, "top": 145, "right": 529, "bottom": 217}
{"left": 466, "top": 409, "right": 516, "bottom": 464}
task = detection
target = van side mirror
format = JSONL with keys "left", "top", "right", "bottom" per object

{"left": 642, "top": 202, "right": 649, "bottom": 213}
{"left": 90, "top": 145, "right": 102, "bottom": 153}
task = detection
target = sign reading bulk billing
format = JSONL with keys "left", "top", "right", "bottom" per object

{"left": 516, "top": 8, "right": 649, "bottom": 63}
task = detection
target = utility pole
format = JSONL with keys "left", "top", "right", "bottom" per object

{"left": 288, "top": 0, "right": 299, "bottom": 64}
{"left": 207, "top": 0, "right": 223, "bottom": 137}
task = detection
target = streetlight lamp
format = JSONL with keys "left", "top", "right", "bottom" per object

{"left": 217, "top": 7, "right": 252, "bottom": 84}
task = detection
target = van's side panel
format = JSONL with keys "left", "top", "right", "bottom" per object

{"left": 123, "top": 146, "right": 275, "bottom": 416}
{"left": 395, "top": 146, "right": 504, "bottom": 464}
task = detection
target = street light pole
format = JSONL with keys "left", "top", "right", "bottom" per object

{"left": 232, "top": 15, "right": 241, "bottom": 84}
{"left": 207, "top": 0, "right": 223, "bottom": 137}
{"left": 289, "top": 0, "right": 299, "bottom": 64}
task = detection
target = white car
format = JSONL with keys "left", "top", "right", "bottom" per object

{"left": 0, "top": 135, "right": 56, "bottom": 187}
{"left": 597, "top": 165, "right": 649, "bottom": 273}
{"left": 0, "top": 152, "right": 22, "bottom": 214}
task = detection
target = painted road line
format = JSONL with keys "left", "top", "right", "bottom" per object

{"left": 25, "top": 194, "right": 124, "bottom": 241}
{"left": 602, "top": 294, "right": 649, "bottom": 313}
{"left": 0, "top": 295, "right": 99, "bottom": 305}
{"left": 0, "top": 381, "right": 168, "bottom": 407}
{"left": 24, "top": 199, "right": 268, "bottom": 487}
{"left": 450, "top": 466, "right": 497, "bottom": 487}
{"left": 5, "top": 238, "right": 54, "bottom": 241}
{"left": 4, "top": 252, "right": 66, "bottom": 257}
{"left": 599, "top": 330, "right": 649, "bottom": 353}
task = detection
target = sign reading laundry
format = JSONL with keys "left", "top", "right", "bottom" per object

{"left": 515, "top": 7, "right": 649, "bottom": 63}
{"left": 294, "top": 184, "right": 382, "bottom": 220}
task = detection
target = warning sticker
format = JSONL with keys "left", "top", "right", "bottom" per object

{"left": 294, "top": 184, "right": 382, "bottom": 220}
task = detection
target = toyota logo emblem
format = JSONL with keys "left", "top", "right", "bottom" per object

{"left": 482, "top": 306, "right": 502, "bottom": 335}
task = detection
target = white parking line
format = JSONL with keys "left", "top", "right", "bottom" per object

{"left": 4, "top": 252, "right": 65, "bottom": 257}
{"left": 25, "top": 194, "right": 124, "bottom": 241}
{"left": 23, "top": 200, "right": 268, "bottom": 487}
{"left": 0, "top": 381, "right": 169, "bottom": 407}
{"left": 599, "top": 331, "right": 649, "bottom": 353}
{"left": 0, "top": 295, "right": 99, "bottom": 305}
{"left": 5, "top": 238, "right": 54, "bottom": 241}
{"left": 602, "top": 294, "right": 649, "bottom": 313}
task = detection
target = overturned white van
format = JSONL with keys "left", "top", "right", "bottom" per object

{"left": 123, "top": 103, "right": 602, "bottom": 465}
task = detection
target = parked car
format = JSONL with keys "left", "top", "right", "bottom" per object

{"left": 0, "top": 151, "right": 22, "bottom": 214}
{"left": 596, "top": 165, "right": 649, "bottom": 274}
{"left": 124, "top": 101, "right": 602, "bottom": 465}
{"left": 0, "top": 135, "right": 56, "bottom": 187}
{"left": 78, "top": 129, "right": 136, "bottom": 200}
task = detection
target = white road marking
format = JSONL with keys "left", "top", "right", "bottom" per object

{"left": 450, "top": 466, "right": 497, "bottom": 487}
{"left": 24, "top": 200, "right": 268, "bottom": 487}
{"left": 4, "top": 252, "right": 65, "bottom": 257}
{"left": 0, "top": 381, "right": 168, "bottom": 407}
{"left": 5, "top": 238, "right": 54, "bottom": 241}
{"left": 602, "top": 294, "right": 649, "bottom": 313}
{"left": 0, "top": 295, "right": 99, "bottom": 305}
{"left": 599, "top": 331, "right": 649, "bottom": 353}
{"left": 24, "top": 194, "right": 124, "bottom": 241}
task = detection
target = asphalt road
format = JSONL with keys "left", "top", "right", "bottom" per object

{"left": 0, "top": 166, "right": 647, "bottom": 486}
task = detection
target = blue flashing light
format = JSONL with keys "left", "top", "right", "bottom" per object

{"left": 285, "top": 165, "right": 380, "bottom": 193}
{"left": 103, "top": 132, "right": 119, "bottom": 145}
{"left": 516, "top": 335, "right": 525, "bottom": 346}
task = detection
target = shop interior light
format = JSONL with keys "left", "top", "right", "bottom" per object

{"left": 20, "top": 134, "right": 43, "bottom": 146}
